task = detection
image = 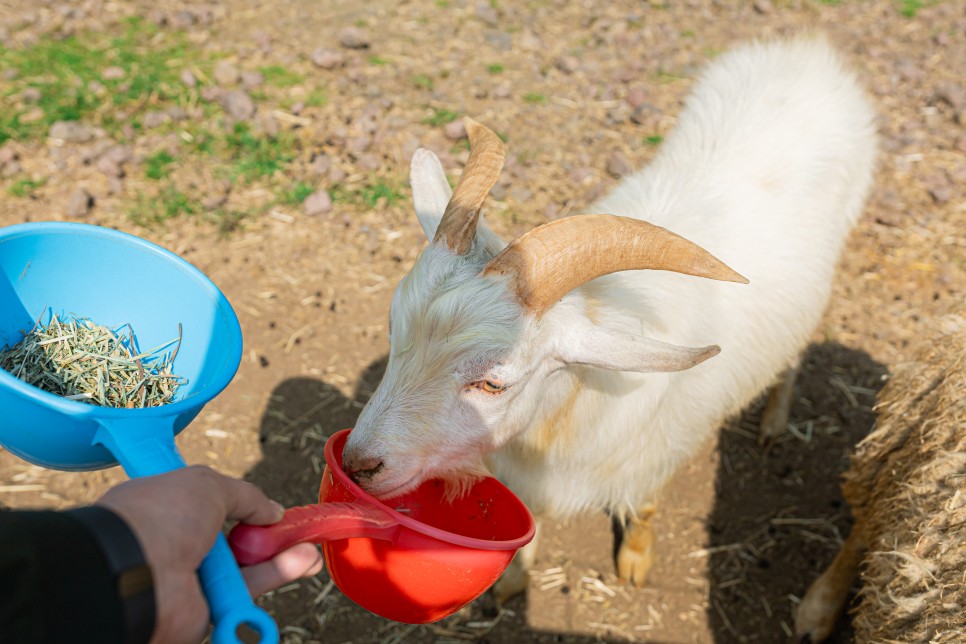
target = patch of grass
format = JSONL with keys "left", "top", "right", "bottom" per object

{"left": 413, "top": 74, "right": 434, "bottom": 90}
{"left": 303, "top": 90, "right": 327, "bottom": 108}
{"left": 367, "top": 55, "right": 390, "bottom": 66}
{"left": 523, "top": 92, "right": 546, "bottom": 103}
{"left": 224, "top": 122, "right": 293, "bottom": 182}
{"left": 645, "top": 135, "right": 664, "bottom": 146}
{"left": 655, "top": 69, "right": 684, "bottom": 84}
{"left": 281, "top": 181, "right": 314, "bottom": 205}
{"left": 258, "top": 65, "right": 304, "bottom": 87}
{"left": 487, "top": 63, "right": 505, "bottom": 74}
{"left": 331, "top": 180, "right": 403, "bottom": 208}
{"left": 422, "top": 108, "right": 460, "bottom": 126}
{"left": 144, "top": 150, "right": 176, "bottom": 180}
{"left": 898, "top": 0, "right": 922, "bottom": 16}
{"left": 129, "top": 184, "right": 196, "bottom": 225}
{"left": 436, "top": 0, "right": 451, "bottom": 6}
{"left": 0, "top": 17, "right": 191, "bottom": 144}
{"left": 818, "top": 0, "right": 842, "bottom": 4}
{"left": 6, "top": 177, "right": 46, "bottom": 197}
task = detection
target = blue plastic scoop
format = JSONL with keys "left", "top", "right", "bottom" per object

{"left": 0, "top": 222, "right": 278, "bottom": 643}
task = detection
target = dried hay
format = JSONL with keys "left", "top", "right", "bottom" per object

{"left": 844, "top": 320, "right": 966, "bottom": 642}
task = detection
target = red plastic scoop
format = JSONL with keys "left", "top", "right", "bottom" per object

{"left": 227, "top": 429, "right": 535, "bottom": 624}
{"left": 229, "top": 503, "right": 399, "bottom": 566}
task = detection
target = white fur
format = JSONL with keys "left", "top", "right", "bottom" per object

{"left": 343, "top": 37, "right": 877, "bottom": 521}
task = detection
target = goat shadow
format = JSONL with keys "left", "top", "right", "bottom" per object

{"left": 243, "top": 356, "right": 626, "bottom": 643}
{"left": 705, "top": 341, "right": 887, "bottom": 643}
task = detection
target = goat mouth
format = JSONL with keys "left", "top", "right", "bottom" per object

{"left": 365, "top": 472, "right": 423, "bottom": 500}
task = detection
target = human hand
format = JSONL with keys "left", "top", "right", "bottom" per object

{"left": 96, "top": 466, "right": 324, "bottom": 644}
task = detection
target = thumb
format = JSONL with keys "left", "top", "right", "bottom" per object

{"left": 216, "top": 476, "right": 286, "bottom": 526}
{"left": 241, "top": 543, "right": 324, "bottom": 597}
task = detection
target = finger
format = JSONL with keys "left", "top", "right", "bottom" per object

{"left": 241, "top": 544, "right": 324, "bottom": 597}
{"left": 210, "top": 472, "right": 286, "bottom": 526}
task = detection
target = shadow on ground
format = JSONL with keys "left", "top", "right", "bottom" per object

{"left": 706, "top": 341, "right": 887, "bottom": 643}
{"left": 243, "top": 357, "right": 625, "bottom": 643}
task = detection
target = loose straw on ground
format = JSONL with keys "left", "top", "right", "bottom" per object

{"left": 0, "top": 310, "right": 184, "bottom": 408}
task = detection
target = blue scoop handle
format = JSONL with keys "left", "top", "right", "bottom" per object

{"left": 93, "top": 417, "right": 279, "bottom": 644}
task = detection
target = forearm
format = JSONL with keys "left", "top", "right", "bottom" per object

{"left": 0, "top": 507, "right": 155, "bottom": 644}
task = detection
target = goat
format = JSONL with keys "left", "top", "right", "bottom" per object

{"left": 340, "top": 35, "right": 877, "bottom": 599}
{"left": 795, "top": 322, "right": 966, "bottom": 643}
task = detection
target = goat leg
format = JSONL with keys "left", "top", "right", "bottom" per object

{"left": 615, "top": 504, "right": 657, "bottom": 587}
{"left": 794, "top": 524, "right": 866, "bottom": 642}
{"left": 759, "top": 364, "right": 800, "bottom": 444}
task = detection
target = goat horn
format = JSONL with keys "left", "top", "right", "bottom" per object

{"left": 482, "top": 214, "right": 749, "bottom": 316}
{"left": 433, "top": 117, "right": 506, "bottom": 255}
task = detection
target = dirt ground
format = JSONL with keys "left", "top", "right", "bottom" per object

{"left": 0, "top": 0, "right": 963, "bottom": 642}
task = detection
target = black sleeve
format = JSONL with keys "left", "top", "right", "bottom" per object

{"left": 0, "top": 506, "right": 155, "bottom": 644}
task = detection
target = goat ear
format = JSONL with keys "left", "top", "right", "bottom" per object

{"left": 556, "top": 323, "right": 720, "bottom": 373}
{"left": 411, "top": 148, "right": 453, "bottom": 241}
{"left": 410, "top": 148, "right": 508, "bottom": 254}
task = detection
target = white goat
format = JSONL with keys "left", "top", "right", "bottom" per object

{"left": 341, "top": 35, "right": 877, "bottom": 598}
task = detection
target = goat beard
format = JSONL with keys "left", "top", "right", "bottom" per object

{"left": 436, "top": 460, "right": 491, "bottom": 503}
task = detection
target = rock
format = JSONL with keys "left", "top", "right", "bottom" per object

{"left": 347, "top": 135, "right": 372, "bottom": 154}
{"left": 924, "top": 173, "right": 953, "bottom": 204}
{"left": 338, "top": 27, "right": 370, "bottom": 49}
{"left": 102, "top": 144, "right": 133, "bottom": 166}
{"left": 3, "top": 68, "right": 19, "bottom": 81}
{"left": 630, "top": 103, "right": 661, "bottom": 126}
{"left": 304, "top": 190, "right": 333, "bottom": 216}
{"left": 213, "top": 60, "right": 240, "bottom": 86}
{"left": 0, "top": 145, "right": 18, "bottom": 166}
{"left": 606, "top": 151, "right": 633, "bottom": 178}
{"left": 65, "top": 188, "right": 93, "bottom": 217}
{"left": 221, "top": 90, "right": 255, "bottom": 120}
{"left": 101, "top": 66, "right": 125, "bottom": 81}
{"left": 180, "top": 69, "right": 197, "bottom": 88}
{"left": 625, "top": 86, "right": 647, "bottom": 108}
{"left": 241, "top": 71, "right": 264, "bottom": 89}
{"left": 18, "top": 107, "right": 45, "bottom": 124}
{"left": 311, "top": 48, "right": 345, "bottom": 69}
{"left": 200, "top": 86, "right": 225, "bottom": 103}
{"left": 107, "top": 176, "right": 124, "bottom": 194}
{"left": 493, "top": 84, "right": 512, "bottom": 99}
{"left": 309, "top": 153, "right": 331, "bottom": 176}
{"left": 142, "top": 111, "right": 170, "bottom": 129}
{"left": 753, "top": 0, "right": 773, "bottom": 13}
{"left": 202, "top": 192, "right": 228, "bottom": 209}
{"left": 21, "top": 87, "right": 41, "bottom": 103}
{"left": 48, "top": 120, "right": 95, "bottom": 143}
{"left": 443, "top": 120, "right": 467, "bottom": 140}
{"left": 555, "top": 56, "right": 581, "bottom": 74}
{"left": 475, "top": 2, "right": 499, "bottom": 26}
{"left": 356, "top": 153, "right": 381, "bottom": 171}
{"left": 935, "top": 83, "right": 966, "bottom": 111}
{"left": 170, "top": 10, "right": 197, "bottom": 29}
{"left": 95, "top": 156, "right": 122, "bottom": 177}
{"left": 519, "top": 29, "right": 542, "bottom": 51}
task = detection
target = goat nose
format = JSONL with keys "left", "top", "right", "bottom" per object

{"left": 343, "top": 455, "right": 384, "bottom": 482}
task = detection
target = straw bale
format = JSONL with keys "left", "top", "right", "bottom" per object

{"left": 844, "top": 322, "right": 966, "bottom": 642}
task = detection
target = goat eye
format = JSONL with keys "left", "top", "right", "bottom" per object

{"left": 467, "top": 379, "right": 507, "bottom": 395}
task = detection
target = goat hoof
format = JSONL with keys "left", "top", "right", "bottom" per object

{"left": 617, "top": 542, "right": 653, "bottom": 587}
{"left": 492, "top": 562, "right": 529, "bottom": 604}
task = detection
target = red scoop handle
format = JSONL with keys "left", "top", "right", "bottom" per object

{"left": 228, "top": 502, "right": 400, "bottom": 566}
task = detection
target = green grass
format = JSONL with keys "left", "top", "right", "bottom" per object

{"left": 258, "top": 65, "right": 304, "bottom": 87}
{"left": 898, "top": 0, "right": 922, "bottom": 16}
{"left": 130, "top": 185, "right": 196, "bottom": 225}
{"left": 367, "top": 55, "right": 390, "bottom": 66}
{"left": 0, "top": 17, "right": 191, "bottom": 144}
{"left": 224, "top": 122, "right": 293, "bottom": 182}
{"left": 487, "top": 63, "right": 505, "bottom": 74}
{"left": 413, "top": 74, "right": 434, "bottom": 90}
{"left": 422, "top": 108, "right": 460, "bottom": 126}
{"left": 332, "top": 180, "right": 403, "bottom": 208}
{"left": 6, "top": 177, "right": 46, "bottom": 197}
{"left": 522, "top": 92, "right": 547, "bottom": 104}
{"left": 144, "top": 150, "right": 176, "bottom": 180}
{"left": 645, "top": 135, "right": 664, "bottom": 146}
{"left": 281, "top": 181, "right": 314, "bottom": 205}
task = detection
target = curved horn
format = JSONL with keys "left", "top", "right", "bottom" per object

{"left": 433, "top": 117, "right": 506, "bottom": 255}
{"left": 482, "top": 214, "right": 749, "bottom": 316}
